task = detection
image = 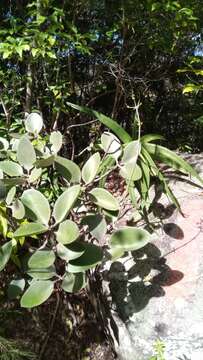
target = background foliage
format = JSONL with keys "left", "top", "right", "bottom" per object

{"left": 0, "top": 0, "right": 203, "bottom": 151}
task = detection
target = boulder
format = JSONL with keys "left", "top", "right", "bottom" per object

{"left": 104, "top": 154, "right": 203, "bottom": 360}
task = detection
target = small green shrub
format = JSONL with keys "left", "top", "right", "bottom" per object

{"left": 0, "top": 107, "right": 202, "bottom": 308}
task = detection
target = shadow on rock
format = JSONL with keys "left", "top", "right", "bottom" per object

{"left": 105, "top": 243, "right": 184, "bottom": 321}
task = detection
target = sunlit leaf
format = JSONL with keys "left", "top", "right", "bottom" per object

{"left": 55, "top": 156, "right": 81, "bottom": 183}
{"left": 0, "top": 160, "right": 23, "bottom": 177}
{"left": 89, "top": 188, "right": 119, "bottom": 211}
{"left": 25, "top": 113, "right": 43, "bottom": 135}
{"left": 101, "top": 132, "right": 122, "bottom": 159}
{"left": 28, "top": 250, "right": 55, "bottom": 269}
{"left": 17, "top": 136, "right": 36, "bottom": 170}
{"left": 21, "top": 189, "right": 50, "bottom": 225}
{"left": 29, "top": 167, "right": 42, "bottom": 183}
{"left": 50, "top": 131, "right": 63, "bottom": 153}
{"left": 53, "top": 185, "right": 80, "bottom": 224}
{"left": 120, "top": 163, "right": 142, "bottom": 181}
{"left": 11, "top": 199, "right": 25, "bottom": 219}
{"left": 27, "top": 265, "right": 56, "bottom": 280}
{"left": 82, "top": 152, "right": 101, "bottom": 184}
{"left": 13, "top": 222, "right": 48, "bottom": 237}
{"left": 20, "top": 280, "right": 53, "bottom": 308}
{"left": 6, "top": 186, "right": 16, "bottom": 205}
{"left": 56, "top": 220, "right": 79, "bottom": 244}
{"left": 62, "top": 272, "right": 86, "bottom": 293}
{"left": 56, "top": 242, "right": 85, "bottom": 261}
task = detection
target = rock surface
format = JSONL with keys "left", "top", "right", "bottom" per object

{"left": 104, "top": 154, "right": 203, "bottom": 360}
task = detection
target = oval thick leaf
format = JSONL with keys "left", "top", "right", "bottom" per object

{"left": 62, "top": 272, "right": 86, "bottom": 293}
{"left": 56, "top": 242, "right": 85, "bottom": 261}
{"left": 53, "top": 185, "right": 80, "bottom": 224}
{"left": 101, "top": 132, "right": 122, "bottom": 159}
{"left": 13, "top": 223, "right": 48, "bottom": 237}
{"left": 7, "top": 278, "right": 25, "bottom": 299}
{"left": 55, "top": 156, "right": 81, "bottom": 183}
{"left": 0, "top": 240, "right": 13, "bottom": 271}
{"left": 27, "top": 265, "right": 56, "bottom": 280}
{"left": 82, "top": 152, "right": 101, "bottom": 184}
{"left": 120, "top": 163, "right": 142, "bottom": 181}
{"left": 21, "top": 189, "right": 50, "bottom": 225}
{"left": 28, "top": 250, "right": 55, "bottom": 269}
{"left": 110, "top": 227, "right": 150, "bottom": 251}
{"left": 0, "top": 137, "right": 9, "bottom": 151}
{"left": 0, "top": 160, "right": 23, "bottom": 177}
{"left": 68, "top": 243, "right": 103, "bottom": 273}
{"left": 20, "top": 280, "right": 53, "bottom": 308}
{"left": 11, "top": 199, "right": 25, "bottom": 219}
{"left": 25, "top": 113, "right": 43, "bottom": 134}
{"left": 6, "top": 186, "right": 16, "bottom": 205}
{"left": 35, "top": 155, "right": 55, "bottom": 168}
{"left": 17, "top": 136, "right": 36, "bottom": 170}
{"left": 56, "top": 220, "right": 79, "bottom": 244}
{"left": 89, "top": 188, "right": 119, "bottom": 211}
{"left": 29, "top": 167, "right": 42, "bottom": 183}
{"left": 50, "top": 131, "right": 63, "bottom": 153}
{"left": 82, "top": 214, "right": 107, "bottom": 241}
{"left": 122, "top": 140, "right": 141, "bottom": 164}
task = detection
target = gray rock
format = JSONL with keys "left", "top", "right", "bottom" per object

{"left": 104, "top": 154, "right": 203, "bottom": 360}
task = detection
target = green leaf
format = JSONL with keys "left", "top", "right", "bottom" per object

{"left": 17, "top": 136, "right": 36, "bottom": 170}
{"left": 20, "top": 280, "right": 54, "bottom": 308}
{"left": 56, "top": 242, "right": 85, "bottom": 261}
{"left": 144, "top": 143, "right": 203, "bottom": 184}
{"left": 62, "top": 273, "right": 86, "bottom": 293}
{"left": 0, "top": 240, "right": 13, "bottom": 271}
{"left": 13, "top": 222, "right": 48, "bottom": 237}
{"left": 68, "top": 243, "right": 103, "bottom": 273}
{"left": 11, "top": 199, "right": 25, "bottom": 219}
{"left": 120, "top": 163, "right": 142, "bottom": 181}
{"left": 141, "top": 134, "right": 165, "bottom": 143}
{"left": 53, "top": 185, "right": 81, "bottom": 224}
{"left": 29, "top": 167, "right": 42, "bottom": 183}
{"left": 122, "top": 140, "right": 141, "bottom": 164}
{"left": 35, "top": 155, "right": 55, "bottom": 168}
{"left": 50, "top": 131, "right": 63, "bottom": 153}
{"left": 25, "top": 113, "right": 43, "bottom": 135}
{"left": 27, "top": 265, "right": 56, "bottom": 280}
{"left": 28, "top": 250, "right": 55, "bottom": 269}
{"left": 55, "top": 156, "right": 81, "bottom": 183}
{"left": 7, "top": 278, "right": 25, "bottom": 299}
{"left": 0, "top": 137, "right": 9, "bottom": 151}
{"left": 101, "top": 132, "right": 122, "bottom": 159}
{"left": 89, "top": 188, "right": 119, "bottom": 211}
{"left": 0, "top": 214, "right": 8, "bottom": 237}
{"left": 6, "top": 186, "right": 16, "bottom": 205}
{"left": 56, "top": 220, "right": 79, "bottom": 244}
{"left": 66, "top": 102, "right": 132, "bottom": 143}
{"left": 0, "top": 160, "right": 23, "bottom": 177}
{"left": 82, "top": 214, "right": 107, "bottom": 241}
{"left": 21, "top": 189, "right": 50, "bottom": 225}
{"left": 82, "top": 152, "right": 101, "bottom": 184}
{"left": 110, "top": 227, "right": 150, "bottom": 251}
